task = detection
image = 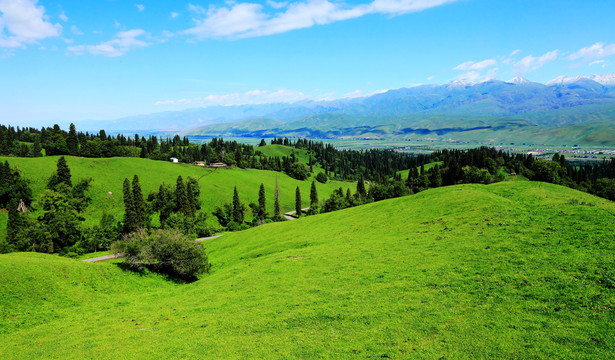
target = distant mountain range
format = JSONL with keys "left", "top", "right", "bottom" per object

{"left": 78, "top": 74, "right": 615, "bottom": 145}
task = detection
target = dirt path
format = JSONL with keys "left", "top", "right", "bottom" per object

{"left": 83, "top": 235, "right": 224, "bottom": 262}
{"left": 283, "top": 208, "right": 310, "bottom": 221}
{"left": 195, "top": 234, "right": 223, "bottom": 242}
{"left": 82, "top": 254, "right": 121, "bottom": 263}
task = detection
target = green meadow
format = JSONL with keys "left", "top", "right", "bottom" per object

{"left": 0, "top": 153, "right": 352, "bottom": 230}
{"left": 1, "top": 180, "right": 614, "bottom": 359}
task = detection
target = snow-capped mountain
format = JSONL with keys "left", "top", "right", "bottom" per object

{"left": 546, "top": 73, "right": 615, "bottom": 86}
{"left": 507, "top": 77, "right": 531, "bottom": 85}
{"left": 590, "top": 73, "right": 615, "bottom": 86}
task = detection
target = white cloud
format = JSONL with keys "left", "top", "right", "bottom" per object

{"left": 569, "top": 42, "right": 615, "bottom": 61}
{"left": 0, "top": 0, "right": 62, "bottom": 48}
{"left": 68, "top": 29, "right": 149, "bottom": 57}
{"left": 155, "top": 89, "right": 310, "bottom": 107}
{"left": 267, "top": 1, "right": 289, "bottom": 9}
{"left": 114, "top": 20, "right": 121, "bottom": 28}
{"left": 70, "top": 25, "right": 83, "bottom": 35}
{"left": 509, "top": 49, "right": 520, "bottom": 57}
{"left": 513, "top": 50, "right": 558, "bottom": 74}
{"left": 589, "top": 60, "right": 605, "bottom": 67}
{"left": 184, "top": 0, "right": 458, "bottom": 39}
{"left": 171, "top": 12, "right": 179, "bottom": 19}
{"left": 59, "top": 11, "right": 68, "bottom": 22}
{"left": 453, "top": 71, "right": 481, "bottom": 82}
{"left": 135, "top": 4, "right": 145, "bottom": 12}
{"left": 454, "top": 59, "right": 497, "bottom": 71}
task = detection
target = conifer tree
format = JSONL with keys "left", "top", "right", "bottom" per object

{"left": 232, "top": 186, "right": 244, "bottom": 224}
{"left": 47, "top": 156, "right": 72, "bottom": 190}
{"left": 186, "top": 177, "right": 201, "bottom": 212}
{"left": 295, "top": 186, "right": 302, "bottom": 217}
{"left": 175, "top": 176, "right": 190, "bottom": 216}
{"left": 274, "top": 177, "right": 280, "bottom": 218}
{"left": 132, "top": 175, "right": 146, "bottom": 228}
{"left": 67, "top": 123, "right": 79, "bottom": 155}
{"left": 122, "top": 178, "right": 136, "bottom": 233}
{"left": 310, "top": 180, "right": 318, "bottom": 208}
{"left": 258, "top": 183, "right": 266, "bottom": 219}
{"left": 357, "top": 175, "right": 366, "bottom": 196}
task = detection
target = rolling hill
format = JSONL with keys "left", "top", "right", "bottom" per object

{"left": 1, "top": 181, "right": 614, "bottom": 358}
{"left": 0, "top": 151, "right": 352, "bottom": 237}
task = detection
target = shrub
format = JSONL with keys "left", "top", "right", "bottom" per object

{"left": 315, "top": 172, "right": 328, "bottom": 183}
{"left": 287, "top": 162, "right": 310, "bottom": 180}
{"left": 112, "top": 229, "right": 210, "bottom": 280}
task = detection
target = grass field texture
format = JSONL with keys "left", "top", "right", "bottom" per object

{"left": 1, "top": 181, "right": 614, "bottom": 359}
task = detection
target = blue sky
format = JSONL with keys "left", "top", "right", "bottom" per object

{"left": 1, "top": 0, "right": 615, "bottom": 125}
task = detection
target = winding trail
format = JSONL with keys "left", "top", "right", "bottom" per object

{"left": 283, "top": 208, "right": 310, "bottom": 221}
{"left": 83, "top": 234, "right": 224, "bottom": 262}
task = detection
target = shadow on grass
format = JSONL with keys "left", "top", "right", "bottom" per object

{"left": 114, "top": 261, "right": 201, "bottom": 284}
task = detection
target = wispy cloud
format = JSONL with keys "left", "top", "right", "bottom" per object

{"left": 184, "top": 0, "right": 459, "bottom": 39}
{"left": 135, "top": 4, "right": 145, "bottom": 12}
{"left": 68, "top": 29, "right": 149, "bottom": 57}
{"left": 514, "top": 50, "right": 558, "bottom": 74}
{"left": 59, "top": 11, "right": 69, "bottom": 22}
{"left": 0, "top": 0, "right": 62, "bottom": 48}
{"left": 569, "top": 42, "right": 615, "bottom": 62}
{"left": 155, "top": 89, "right": 310, "bottom": 107}
{"left": 171, "top": 12, "right": 179, "bottom": 19}
{"left": 70, "top": 25, "right": 83, "bottom": 35}
{"left": 454, "top": 59, "right": 497, "bottom": 71}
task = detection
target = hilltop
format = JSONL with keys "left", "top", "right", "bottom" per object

{"left": 1, "top": 181, "right": 614, "bottom": 358}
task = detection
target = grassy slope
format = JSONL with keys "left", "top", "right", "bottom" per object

{"left": 0, "top": 155, "right": 351, "bottom": 229}
{"left": 1, "top": 181, "right": 614, "bottom": 359}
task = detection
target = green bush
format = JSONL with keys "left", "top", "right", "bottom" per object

{"left": 112, "top": 229, "right": 210, "bottom": 280}
{"left": 315, "top": 172, "right": 328, "bottom": 183}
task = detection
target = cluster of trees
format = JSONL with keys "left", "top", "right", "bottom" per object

{"left": 125, "top": 175, "right": 212, "bottom": 238}
{"left": 3, "top": 157, "right": 98, "bottom": 255}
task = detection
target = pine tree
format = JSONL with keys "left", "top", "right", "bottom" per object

{"left": 122, "top": 178, "right": 135, "bottom": 233}
{"left": 132, "top": 175, "right": 146, "bottom": 228}
{"left": 310, "top": 180, "right": 318, "bottom": 208}
{"left": 186, "top": 177, "right": 201, "bottom": 212}
{"left": 175, "top": 176, "right": 190, "bottom": 216}
{"left": 274, "top": 177, "right": 280, "bottom": 218}
{"left": 67, "top": 123, "right": 79, "bottom": 155}
{"left": 295, "top": 186, "right": 302, "bottom": 217}
{"left": 357, "top": 175, "right": 366, "bottom": 196}
{"left": 258, "top": 183, "right": 266, "bottom": 220}
{"left": 232, "top": 187, "right": 244, "bottom": 224}
{"left": 47, "top": 156, "right": 72, "bottom": 190}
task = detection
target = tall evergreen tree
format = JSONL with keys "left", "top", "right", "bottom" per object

{"left": 232, "top": 187, "right": 244, "bottom": 224}
{"left": 258, "top": 183, "right": 266, "bottom": 220}
{"left": 295, "top": 186, "right": 302, "bottom": 217}
{"left": 310, "top": 180, "right": 318, "bottom": 208}
{"left": 122, "top": 178, "right": 136, "bottom": 233}
{"left": 47, "top": 156, "right": 72, "bottom": 190}
{"left": 175, "top": 176, "right": 190, "bottom": 216}
{"left": 132, "top": 175, "right": 146, "bottom": 228}
{"left": 67, "top": 123, "right": 79, "bottom": 155}
{"left": 186, "top": 177, "right": 201, "bottom": 213}
{"left": 274, "top": 177, "right": 280, "bottom": 218}
{"left": 357, "top": 175, "right": 366, "bottom": 196}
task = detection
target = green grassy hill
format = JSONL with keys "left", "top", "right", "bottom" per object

{"left": 1, "top": 181, "right": 614, "bottom": 358}
{"left": 0, "top": 155, "right": 352, "bottom": 231}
